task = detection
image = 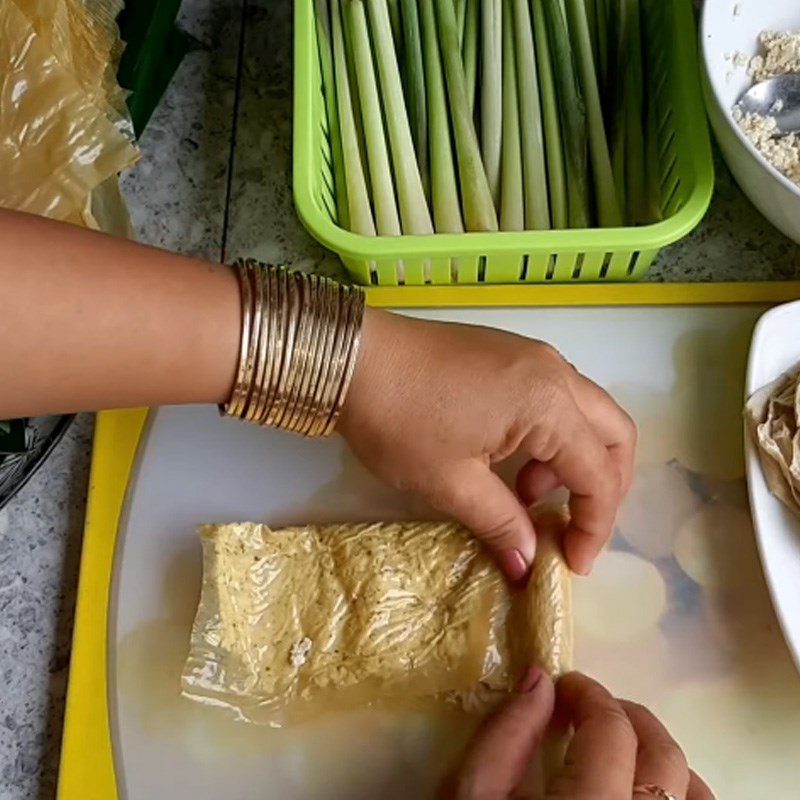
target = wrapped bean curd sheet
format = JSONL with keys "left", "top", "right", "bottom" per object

{"left": 182, "top": 507, "right": 572, "bottom": 726}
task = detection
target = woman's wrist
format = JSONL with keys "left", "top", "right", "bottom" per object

{"left": 337, "top": 306, "right": 405, "bottom": 437}
{"left": 221, "top": 261, "right": 365, "bottom": 436}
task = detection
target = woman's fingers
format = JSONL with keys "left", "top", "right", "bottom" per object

{"left": 547, "top": 672, "right": 638, "bottom": 798}
{"left": 570, "top": 375, "right": 638, "bottom": 495}
{"left": 516, "top": 378, "right": 636, "bottom": 512}
{"left": 516, "top": 460, "right": 561, "bottom": 506}
{"left": 621, "top": 701, "right": 690, "bottom": 800}
{"left": 522, "top": 414, "right": 622, "bottom": 575}
{"left": 688, "top": 771, "right": 717, "bottom": 800}
{"left": 442, "top": 668, "right": 556, "bottom": 800}
{"left": 429, "top": 460, "right": 538, "bottom": 581}
{"left": 445, "top": 669, "right": 714, "bottom": 800}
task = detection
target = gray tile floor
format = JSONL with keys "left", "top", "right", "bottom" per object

{"left": 0, "top": 0, "right": 799, "bottom": 797}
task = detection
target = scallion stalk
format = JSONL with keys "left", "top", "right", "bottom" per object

{"left": 340, "top": 0, "right": 371, "bottom": 188}
{"left": 435, "top": 0, "right": 498, "bottom": 231}
{"left": 387, "top": 0, "right": 403, "bottom": 51}
{"left": 315, "top": 0, "right": 350, "bottom": 228}
{"left": 564, "top": 0, "right": 622, "bottom": 227}
{"left": 595, "top": 0, "right": 611, "bottom": 104}
{"left": 585, "top": 0, "right": 598, "bottom": 66}
{"left": 456, "top": 0, "right": 467, "bottom": 45}
{"left": 481, "top": 0, "right": 503, "bottom": 207}
{"left": 463, "top": 0, "right": 479, "bottom": 113}
{"left": 542, "top": 0, "right": 590, "bottom": 227}
{"left": 500, "top": 0, "right": 523, "bottom": 231}
{"left": 609, "top": 0, "right": 627, "bottom": 211}
{"left": 511, "top": 0, "right": 550, "bottom": 229}
{"left": 420, "top": 0, "right": 464, "bottom": 232}
{"left": 532, "top": 0, "right": 567, "bottom": 228}
{"left": 347, "top": 0, "right": 402, "bottom": 235}
{"left": 332, "top": 0, "right": 375, "bottom": 235}
{"left": 365, "top": 0, "right": 433, "bottom": 234}
{"left": 400, "top": 0, "right": 429, "bottom": 199}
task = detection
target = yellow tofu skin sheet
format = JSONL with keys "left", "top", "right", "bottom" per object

{"left": 182, "top": 508, "right": 572, "bottom": 725}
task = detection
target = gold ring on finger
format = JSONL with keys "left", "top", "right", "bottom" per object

{"left": 633, "top": 784, "right": 678, "bottom": 800}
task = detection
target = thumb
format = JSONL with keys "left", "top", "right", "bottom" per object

{"left": 441, "top": 667, "right": 556, "bottom": 800}
{"left": 432, "top": 460, "right": 537, "bottom": 581}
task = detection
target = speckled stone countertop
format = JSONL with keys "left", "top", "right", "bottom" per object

{"left": 1, "top": 1, "right": 799, "bottom": 798}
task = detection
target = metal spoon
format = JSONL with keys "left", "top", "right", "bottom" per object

{"left": 738, "top": 73, "right": 800, "bottom": 135}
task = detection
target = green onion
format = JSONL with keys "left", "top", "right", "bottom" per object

{"left": 481, "top": 0, "right": 503, "bottom": 207}
{"left": 542, "top": 0, "right": 590, "bottom": 228}
{"left": 318, "top": 0, "right": 653, "bottom": 240}
{"left": 420, "top": 0, "right": 463, "bottom": 232}
{"left": 435, "top": 0, "right": 498, "bottom": 231}
{"left": 400, "top": 0, "right": 429, "bottom": 200}
{"left": 332, "top": 0, "right": 375, "bottom": 235}
{"left": 347, "top": 0, "right": 402, "bottom": 235}
{"left": 463, "top": 0, "right": 479, "bottom": 113}
{"left": 532, "top": 0, "right": 567, "bottom": 229}
{"left": 511, "top": 0, "right": 550, "bottom": 229}
{"left": 500, "top": 0, "right": 523, "bottom": 231}
{"left": 595, "top": 0, "right": 611, "bottom": 104}
{"left": 401, "top": 0, "right": 430, "bottom": 197}
{"left": 387, "top": 0, "right": 403, "bottom": 51}
{"left": 456, "top": 0, "right": 467, "bottom": 45}
{"left": 315, "top": 0, "right": 350, "bottom": 228}
{"left": 564, "top": 0, "right": 622, "bottom": 227}
{"left": 585, "top": 0, "right": 598, "bottom": 65}
{"left": 365, "top": 0, "right": 433, "bottom": 234}
{"left": 340, "top": 2, "right": 371, "bottom": 188}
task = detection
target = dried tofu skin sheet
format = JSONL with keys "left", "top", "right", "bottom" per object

{"left": 182, "top": 509, "right": 572, "bottom": 726}
{"left": 0, "top": 0, "right": 137, "bottom": 221}
{"left": 745, "top": 367, "right": 800, "bottom": 519}
{"left": 14, "top": 0, "right": 129, "bottom": 130}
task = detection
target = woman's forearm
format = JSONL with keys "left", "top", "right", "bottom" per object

{"left": 0, "top": 209, "right": 636, "bottom": 579}
{"left": 0, "top": 209, "right": 240, "bottom": 418}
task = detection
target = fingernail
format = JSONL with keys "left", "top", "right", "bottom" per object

{"left": 571, "top": 553, "right": 592, "bottom": 577}
{"left": 498, "top": 549, "right": 529, "bottom": 582}
{"left": 516, "top": 666, "right": 544, "bottom": 694}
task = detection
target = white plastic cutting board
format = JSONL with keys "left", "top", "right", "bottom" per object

{"left": 110, "top": 305, "right": 800, "bottom": 800}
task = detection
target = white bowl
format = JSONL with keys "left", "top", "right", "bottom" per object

{"left": 700, "top": 0, "right": 800, "bottom": 244}
{"left": 745, "top": 300, "right": 800, "bottom": 674}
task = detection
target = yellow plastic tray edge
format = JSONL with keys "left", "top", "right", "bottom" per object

{"left": 57, "top": 281, "right": 800, "bottom": 799}
{"left": 57, "top": 408, "right": 148, "bottom": 800}
{"left": 366, "top": 281, "right": 800, "bottom": 307}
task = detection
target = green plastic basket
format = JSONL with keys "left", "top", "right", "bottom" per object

{"left": 293, "top": 0, "right": 714, "bottom": 286}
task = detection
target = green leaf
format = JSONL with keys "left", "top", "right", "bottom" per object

{"left": 117, "top": 1, "right": 203, "bottom": 137}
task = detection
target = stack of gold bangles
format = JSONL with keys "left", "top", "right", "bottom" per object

{"left": 223, "top": 259, "right": 365, "bottom": 437}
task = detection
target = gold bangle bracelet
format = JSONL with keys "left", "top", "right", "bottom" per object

{"left": 247, "top": 261, "right": 272, "bottom": 423}
{"left": 276, "top": 271, "right": 315, "bottom": 432}
{"left": 241, "top": 260, "right": 265, "bottom": 421}
{"left": 307, "top": 282, "right": 348, "bottom": 439}
{"left": 227, "top": 260, "right": 253, "bottom": 419}
{"left": 295, "top": 275, "right": 336, "bottom": 436}
{"left": 259, "top": 265, "right": 286, "bottom": 425}
{"left": 323, "top": 286, "right": 365, "bottom": 436}
{"left": 222, "top": 261, "right": 365, "bottom": 437}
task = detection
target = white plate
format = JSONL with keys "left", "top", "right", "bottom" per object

{"left": 745, "top": 300, "right": 800, "bottom": 672}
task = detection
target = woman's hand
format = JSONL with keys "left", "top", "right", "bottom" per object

{"left": 445, "top": 670, "right": 715, "bottom": 800}
{"left": 339, "top": 309, "right": 637, "bottom": 578}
